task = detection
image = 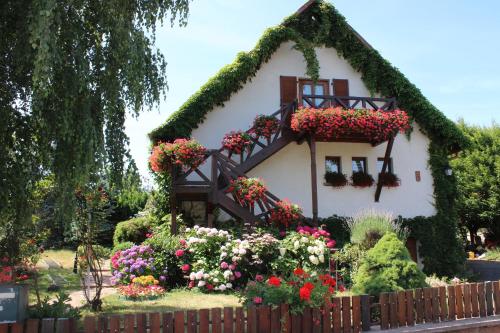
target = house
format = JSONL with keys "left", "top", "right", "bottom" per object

{"left": 148, "top": 1, "right": 465, "bottom": 265}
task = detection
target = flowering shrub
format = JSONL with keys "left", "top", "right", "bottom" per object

{"left": 269, "top": 200, "right": 302, "bottom": 228}
{"left": 324, "top": 172, "right": 348, "bottom": 187}
{"left": 110, "top": 245, "right": 165, "bottom": 285}
{"left": 291, "top": 107, "right": 411, "bottom": 142}
{"left": 378, "top": 172, "right": 400, "bottom": 187}
{"left": 222, "top": 131, "right": 252, "bottom": 154}
{"left": 242, "top": 268, "right": 337, "bottom": 314}
{"left": 271, "top": 227, "right": 334, "bottom": 274}
{"left": 227, "top": 177, "right": 267, "bottom": 207}
{"left": 250, "top": 115, "right": 279, "bottom": 139}
{"left": 350, "top": 172, "right": 375, "bottom": 187}
{"left": 117, "top": 282, "right": 165, "bottom": 300}
{"left": 149, "top": 138, "right": 206, "bottom": 173}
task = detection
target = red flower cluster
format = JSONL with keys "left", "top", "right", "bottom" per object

{"left": 149, "top": 138, "right": 207, "bottom": 173}
{"left": 222, "top": 131, "right": 252, "bottom": 154}
{"left": 250, "top": 115, "right": 279, "bottom": 139}
{"left": 227, "top": 177, "right": 267, "bottom": 207}
{"left": 291, "top": 107, "right": 411, "bottom": 142}
{"left": 299, "top": 282, "right": 315, "bottom": 301}
{"left": 267, "top": 276, "right": 281, "bottom": 287}
{"left": 0, "top": 266, "right": 13, "bottom": 283}
{"left": 269, "top": 200, "right": 303, "bottom": 228}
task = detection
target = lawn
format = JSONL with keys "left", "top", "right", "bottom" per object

{"left": 81, "top": 289, "right": 241, "bottom": 316}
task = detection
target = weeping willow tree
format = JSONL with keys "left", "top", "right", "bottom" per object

{"left": 0, "top": 0, "right": 190, "bottom": 258}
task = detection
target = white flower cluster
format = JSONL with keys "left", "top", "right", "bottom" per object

{"left": 220, "top": 239, "right": 250, "bottom": 263}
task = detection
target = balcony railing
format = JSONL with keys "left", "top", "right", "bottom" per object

{"left": 301, "top": 94, "right": 397, "bottom": 111}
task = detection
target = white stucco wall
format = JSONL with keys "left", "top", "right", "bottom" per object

{"left": 189, "top": 41, "right": 436, "bottom": 218}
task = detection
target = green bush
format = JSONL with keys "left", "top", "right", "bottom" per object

{"left": 111, "top": 241, "right": 135, "bottom": 255}
{"left": 143, "top": 224, "right": 184, "bottom": 289}
{"left": 29, "top": 292, "right": 80, "bottom": 319}
{"left": 349, "top": 210, "right": 406, "bottom": 249}
{"left": 113, "top": 215, "right": 157, "bottom": 247}
{"left": 352, "top": 233, "right": 427, "bottom": 296}
{"left": 332, "top": 243, "right": 365, "bottom": 288}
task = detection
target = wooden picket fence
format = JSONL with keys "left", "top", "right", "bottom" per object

{"left": 378, "top": 280, "right": 500, "bottom": 330}
{"left": 2, "top": 281, "right": 500, "bottom": 333}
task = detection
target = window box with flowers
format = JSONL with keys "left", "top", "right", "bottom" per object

{"left": 351, "top": 172, "right": 375, "bottom": 187}
{"left": 250, "top": 115, "right": 279, "bottom": 141}
{"left": 378, "top": 172, "right": 400, "bottom": 187}
{"left": 324, "top": 171, "right": 348, "bottom": 187}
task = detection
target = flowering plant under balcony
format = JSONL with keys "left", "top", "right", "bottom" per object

{"left": 222, "top": 131, "right": 252, "bottom": 154}
{"left": 351, "top": 171, "right": 375, "bottom": 187}
{"left": 324, "top": 171, "right": 348, "bottom": 187}
{"left": 149, "top": 138, "right": 206, "bottom": 173}
{"left": 378, "top": 172, "right": 401, "bottom": 187}
{"left": 227, "top": 177, "right": 267, "bottom": 207}
{"left": 269, "top": 200, "right": 303, "bottom": 228}
{"left": 250, "top": 115, "right": 279, "bottom": 139}
{"left": 291, "top": 107, "right": 411, "bottom": 142}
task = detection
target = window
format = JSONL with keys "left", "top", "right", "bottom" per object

{"left": 377, "top": 158, "right": 393, "bottom": 173}
{"left": 299, "top": 79, "right": 329, "bottom": 107}
{"left": 352, "top": 157, "right": 367, "bottom": 173}
{"left": 325, "top": 156, "right": 341, "bottom": 173}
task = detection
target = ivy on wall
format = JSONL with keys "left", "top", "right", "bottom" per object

{"left": 148, "top": 0, "right": 467, "bottom": 276}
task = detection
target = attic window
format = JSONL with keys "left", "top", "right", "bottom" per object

{"left": 299, "top": 79, "right": 329, "bottom": 108}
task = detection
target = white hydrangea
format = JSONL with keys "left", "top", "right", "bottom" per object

{"left": 198, "top": 281, "right": 206, "bottom": 287}
{"left": 220, "top": 252, "right": 228, "bottom": 258}
{"left": 225, "top": 283, "right": 232, "bottom": 289}
{"left": 318, "top": 254, "right": 325, "bottom": 263}
{"left": 189, "top": 272, "right": 196, "bottom": 281}
{"left": 195, "top": 271, "right": 204, "bottom": 280}
{"left": 309, "top": 255, "right": 319, "bottom": 265}
{"left": 219, "top": 284, "right": 227, "bottom": 291}
{"left": 294, "top": 241, "right": 300, "bottom": 249}
{"left": 223, "top": 270, "right": 233, "bottom": 279}
{"left": 213, "top": 278, "right": 219, "bottom": 283}
{"left": 238, "top": 248, "right": 246, "bottom": 255}
{"left": 301, "top": 237, "right": 308, "bottom": 243}
{"left": 307, "top": 246, "right": 314, "bottom": 254}
{"left": 203, "top": 273, "right": 210, "bottom": 279}
{"left": 279, "top": 248, "right": 287, "bottom": 256}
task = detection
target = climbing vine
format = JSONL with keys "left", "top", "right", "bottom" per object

{"left": 149, "top": 0, "right": 467, "bottom": 275}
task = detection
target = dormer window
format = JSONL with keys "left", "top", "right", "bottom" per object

{"left": 299, "top": 79, "right": 329, "bottom": 107}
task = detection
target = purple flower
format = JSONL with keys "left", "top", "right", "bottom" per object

{"left": 159, "top": 276, "right": 166, "bottom": 281}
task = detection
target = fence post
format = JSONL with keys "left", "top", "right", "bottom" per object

{"left": 360, "top": 295, "right": 371, "bottom": 331}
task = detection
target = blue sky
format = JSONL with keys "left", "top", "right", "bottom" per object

{"left": 126, "top": 0, "right": 500, "bottom": 182}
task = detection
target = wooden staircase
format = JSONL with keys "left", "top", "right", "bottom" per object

{"left": 172, "top": 103, "right": 297, "bottom": 225}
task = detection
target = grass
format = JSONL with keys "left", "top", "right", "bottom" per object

{"left": 483, "top": 248, "right": 500, "bottom": 261}
{"left": 82, "top": 289, "right": 242, "bottom": 316}
{"left": 39, "top": 249, "right": 77, "bottom": 269}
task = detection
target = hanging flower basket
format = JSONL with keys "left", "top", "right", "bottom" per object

{"left": 269, "top": 200, "right": 303, "bottom": 228}
{"left": 250, "top": 115, "right": 279, "bottom": 139}
{"left": 378, "top": 172, "right": 400, "bottom": 187}
{"left": 222, "top": 131, "right": 252, "bottom": 154}
{"left": 149, "top": 138, "right": 206, "bottom": 173}
{"left": 291, "top": 107, "right": 411, "bottom": 142}
{"left": 351, "top": 172, "right": 375, "bottom": 187}
{"left": 227, "top": 177, "right": 267, "bottom": 207}
{"left": 324, "top": 172, "right": 348, "bottom": 187}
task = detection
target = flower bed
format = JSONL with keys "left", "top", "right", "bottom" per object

{"left": 250, "top": 115, "right": 279, "bottom": 139}
{"left": 110, "top": 245, "right": 166, "bottom": 285}
{"left": 324, "top": 171, "right": 348, "bottom": 187}
{"left": 149, "top": 138, "right": 206, "bottom": 173}
{"left": 222, "top": 131, "right": 252, "bottom": 154}
{"left": 227, "top": 177, "right": 267, "bottom": 207}
{"left": 291, "top": 107, "right": 411, "bottom": 142}
{"left": 269, "top": 200, "right": 303, "bottom": 228}
{"left": 117, "top": 275, "right": 165, "bottom": 300}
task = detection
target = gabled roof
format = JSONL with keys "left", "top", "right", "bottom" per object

{"left": 149, "top": 0, "right": 465, "bottom": 151}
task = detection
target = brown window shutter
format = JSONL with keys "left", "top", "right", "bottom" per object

{"left": 280, "top": 76, "right": 297, "bottom": 106}
{"left": 332, "top": 79, "right": 349, "bottom": 108}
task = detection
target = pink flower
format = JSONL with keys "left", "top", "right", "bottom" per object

{"left": 188, "top": 281, "right": 195, "bottom": 288}
{"left": 175, "top": 249, "right": 185, "bottom": 257}
{"left": 180, "top": 239, "right": 187, "bottom": 246}
{"left": 255, "top": 274, "right": 264, "bottom": 282}
{"left": 229, "top": 264, "right": 236, "bottom": 271}
{"left": 234, "top": 271, "right": 242, "bottom": 278}
{"left": 326, "top": 240, "right": 336, "bottom": 248}
{"left": 181, "top": 264, "right": 190, "bottom": 272}
{"left": 220, "top": 262, "right": 229, "bottom": 269}
{"left": 253, "top": 297, "right": 263, "bottom": 304}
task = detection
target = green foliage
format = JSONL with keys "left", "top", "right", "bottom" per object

{"left": 112, "top": 242, "right": 135, "bottom": 255}
{"left": 348, "top": 210, "right": 406, "bottom": 249}
{"left": 332, "top": 243, "right": 365, "bottom": 287}
{"left": 28, "top": 291, "right": 80, "bottom": 319}
{"left": 352, "top": 233, "right": 427, "bottom": 296}
{"left": 319, "top": 215, "right": 350, "bottom": 248}
{"left": 143, "top": 224, "right": 184, "bottom": 288}
{"left": 113, "top": 216, "right": 157, "bottom": 247}
{"left": 483, "top": 249, "right": 500, "bottom": 261}
{"left": 0, "top": 0, "right": 189, "bottom": 257}
{"left": 450, "top": 122, "right": 500, "bottom": 238}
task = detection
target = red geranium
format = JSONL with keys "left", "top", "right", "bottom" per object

{"left": 222, "top": 131, "right": 252, "bottom": 154}
{"left": 299, "top": 286, "right": 312, "bottom": 301}
{"left": 267, "top": 276, "right": 281, "bottom": 287}
{"left": 293, "top": 268, "right": 305, "bottom": 277}
{"left": 291, "top": 107, "right": 411, "bottom": 142}
{"left": 149, "top": 138, "right": 206, "bottom": 173}
{"left": 227, "top": 177, "right": 267, "bottom": 207}
{"left": 250, "top": 115, "right": 279, "bottom": 139}
{"left": 269, "top": 200, "right": 302, "bottom": 227}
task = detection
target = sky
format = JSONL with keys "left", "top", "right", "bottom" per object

{"left": 126, "top": 0, "right": 500, "bottom": 182}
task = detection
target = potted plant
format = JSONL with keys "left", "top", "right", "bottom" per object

{"left": 350, "top": 172, "right": 375, "bottom": 187}
{"left": 222, "top": 131, "right": 252, "bottom": 154}
{"left": 378, "top": 172, "right": 400, "bottom": 187}
{"left": 268, "top": 200, "right": 303, "bottom": 228}
{"left": 324, "top": 171, "right": 348, "bottom": 187}
{"left": 227, "top": 177, "right": 267, "bottom": 207}
{"left": 250, "top": 115, "right": 279, "bottom": 140}
{"left": 149, "top": 138, "right": 207, "bottom": 173}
